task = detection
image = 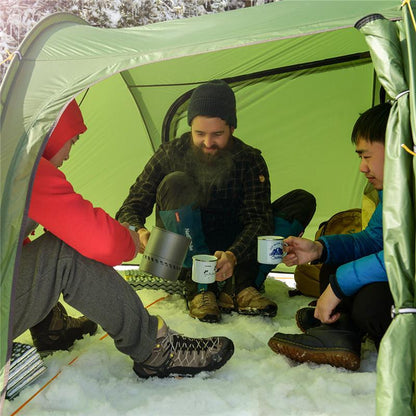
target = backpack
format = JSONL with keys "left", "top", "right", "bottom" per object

{"left": 293, "top": 208, "right": 362, "bottom": 298}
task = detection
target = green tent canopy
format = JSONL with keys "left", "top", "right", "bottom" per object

{"left": 356, "top": 4, "right": 416, "bottom": 415}
{"left": 1, "top": 0, "right": 414, "bottom": 413}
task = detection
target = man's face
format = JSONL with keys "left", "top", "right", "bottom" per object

{"left": 355, "top": 137, "right": 385, "bottom": 190}
{"left": 49, "top": 135, "right": 79, "bottom": 168}
{"left": 191, "top": 116, "right": 234, "bottom": 155}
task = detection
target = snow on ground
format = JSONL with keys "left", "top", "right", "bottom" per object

{"left": 4, "top": 277, "right": 378, "bottom": 416}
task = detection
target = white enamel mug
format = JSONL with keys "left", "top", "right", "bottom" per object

{"left": 257, "top": 236, "right": 285, "bottom": 265}
{"left": 192, "top": 254, "right": 217, "bottom": 284}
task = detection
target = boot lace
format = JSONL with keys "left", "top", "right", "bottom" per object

{"left": 200, "top": 291, "right": 212, "bottom": 308}
{"left": 169, "top": 333, "right": 219, "bottom": 353}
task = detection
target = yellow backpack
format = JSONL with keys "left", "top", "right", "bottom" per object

{"left": 293, "top": 184, "right": 379, "bottom": 298}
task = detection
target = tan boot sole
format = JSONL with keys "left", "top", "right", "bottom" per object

{"left": 189, "top": 311, "right": 221, "bottom": 323}
{"left": 238, "top": 305, "right": 277, "bottom": 317}
{"left": 268, "top": 338, "right": 360, "bottom": 371}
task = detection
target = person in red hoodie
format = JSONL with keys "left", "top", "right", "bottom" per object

{"left": 12, "top": 99, "right": 234, "bottom": 378}
{"left": 26, "top": 100, "right": 98, "bottom": 353}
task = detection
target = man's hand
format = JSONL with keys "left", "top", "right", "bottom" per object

{"left": 314, "top": 285, "right": 341, "bottom": 324}
{"left": 120, "top": 222, "right": 141, "bottom": 257}
{"left": 137, "top": 228, "right": 150, "bottom": 254}
{"left": 214, "top": 250, "right": 237, "bottom": 281}
{"left": 283, "top": 236, "right": 323, "bottom": 266}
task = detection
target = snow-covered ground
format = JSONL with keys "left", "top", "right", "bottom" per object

{"left": 4, "top": 277, "right": 378, "bottom": 416}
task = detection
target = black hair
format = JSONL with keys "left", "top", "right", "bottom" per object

{"left": 351, "top": 102, "right": 392, "bottom": 145}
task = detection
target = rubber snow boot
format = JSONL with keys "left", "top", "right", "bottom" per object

{"left": 268, "top": 315, "right": 361, "bottom": 371}
{"left": 159, "top": 205, "right": 209, "bottom": 268}
{"left": 295, "top": 307, "right": 321, "bottom": 332}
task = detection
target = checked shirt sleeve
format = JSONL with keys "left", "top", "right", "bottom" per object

{"left": 116, "top": 148, "right": 168, "bottom": 229}
{"left": 228, "top": 152, "right": 273, "bottom": 261}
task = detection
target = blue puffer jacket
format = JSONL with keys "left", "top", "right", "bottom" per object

{"left": 319, "top": 191, "right": 386, "bottom": 297}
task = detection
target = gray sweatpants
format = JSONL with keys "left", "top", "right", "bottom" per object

{"left": 12, "top": 232, "right": 158, "bottom": 364}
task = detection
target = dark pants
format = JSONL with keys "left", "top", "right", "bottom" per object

{"left": 255, "top": 189, "right": 316, "bottom": 287}
{"left": 156, "top": 172, "right": 316, "bottom": 297}
{"left": 320, "top": 263, "right": 393, "bottom": 347}
{"left": 272, "top": 189, "right": 317, "bottom": 233}
{"left": 155, "top": 172, "right": 257, "bottom": 297}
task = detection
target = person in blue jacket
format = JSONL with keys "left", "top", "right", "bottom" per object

{"left": 268, "top": 102, "right": 393, "bottom": 371}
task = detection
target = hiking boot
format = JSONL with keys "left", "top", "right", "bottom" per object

{"left": 268, "top": 322, "right": 361, "bottom": 371}
{"left": 217, "top": 291, "right": 235, "bottom": 314}
{"left": 236, "top": 287, "right": 277, "bottom": 317}
{"left": 188, "top": 291, "right": 221, "bottom": 323}
{"left": 133, "top": 320, "right": 234, "bottom": 378}
{"left": 30, "top": 302, "right": 97, "bottom": 353}
{"left": 295, "top": 307, "right": 321, "bottom": 332}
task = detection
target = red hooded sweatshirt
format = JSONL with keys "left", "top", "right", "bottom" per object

{"left": 28, "top": 100, "right": 136, "bottom": 266}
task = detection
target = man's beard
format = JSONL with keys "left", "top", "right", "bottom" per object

{"left": 186, "top": 143, "right": 234, "bottom": 207}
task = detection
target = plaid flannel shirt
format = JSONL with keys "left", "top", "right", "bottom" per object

{"left": 116, "top": 133, "right": 273, "bottom": 262}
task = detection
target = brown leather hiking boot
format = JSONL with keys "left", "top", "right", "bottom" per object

{"left": 217, "top": 291, "right": 235, "bottom": 314}
{"left": 188, "top": 291, "right": 221, "bottom": 323}
{"left": 235, "top": 287, "right": 277, "bottom": 317}
{"left": 133, "top": 319, "right": 234, "bottom": 379}
{"left": 30, "top": 302, "right": 97, "bottom": 354}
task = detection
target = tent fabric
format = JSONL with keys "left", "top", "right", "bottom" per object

{"left": 0, "top": 0, "right": 408, "bottom": 407}
{"left": 356, "top": 5, "right": 416, "bottom": 416}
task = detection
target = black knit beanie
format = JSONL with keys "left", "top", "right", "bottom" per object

{"left": 187, "top": 80, "right": 237, "bottom": 128}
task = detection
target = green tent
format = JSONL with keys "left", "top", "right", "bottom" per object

{"left": 356, "top": 4, "right": 416, "bottom": 415}
{"left": 1, "top": 0, "right": 414, "bottom": 413}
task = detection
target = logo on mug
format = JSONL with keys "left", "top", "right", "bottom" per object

{"left": 258, "top": 236, "right": 285, "bottom": 265}
{"left": 192, "top": 254, "right": 217, "bottom": 284}
{"left": 269, "top": 244, "right": 284, "bottom": 260}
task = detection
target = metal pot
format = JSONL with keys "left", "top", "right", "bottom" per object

{"left": 139, "top": 226, "right": 190, "bottom": 281}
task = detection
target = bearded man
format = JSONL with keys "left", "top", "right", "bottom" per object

{"left": 117, "top": 80, "right": 315, "bottom": 322}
